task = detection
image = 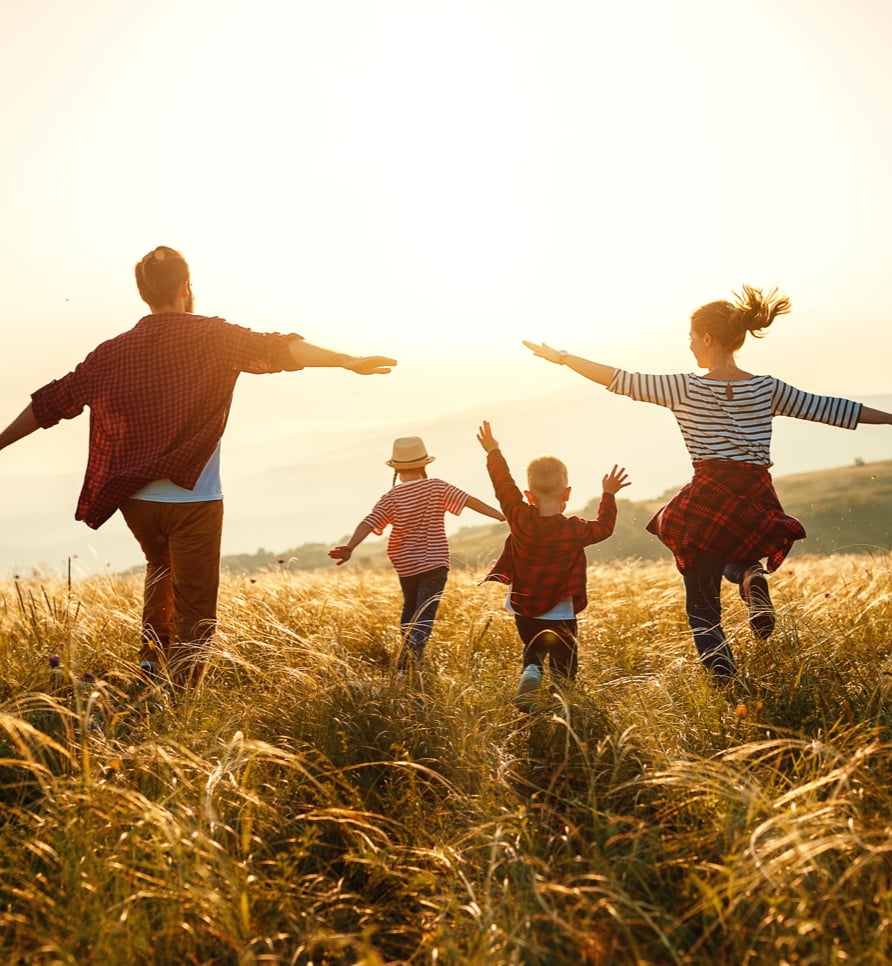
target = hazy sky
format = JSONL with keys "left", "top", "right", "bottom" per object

{"left": 2, "top": 0, "right": 891, "bottom": 484}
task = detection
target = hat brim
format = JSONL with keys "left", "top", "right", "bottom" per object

{"left": 386, "top": 455, "right": 436, "bottom": 469}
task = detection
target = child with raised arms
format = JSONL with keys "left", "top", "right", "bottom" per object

{"left": 329, "top": 436, "right": 504, "bottom": 669}
{"left": 476, "top": 420, "right": 630, "bottom": 710}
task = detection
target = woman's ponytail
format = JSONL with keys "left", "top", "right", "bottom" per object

{"left": 732, "top": 284, "right": 791, "bottom": 339}
{"left": 692, "top": 284, "right": 791, "bottom": 350}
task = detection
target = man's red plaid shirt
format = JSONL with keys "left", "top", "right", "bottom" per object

{"left": 483, "top": 448, "right": 617, "bottom": 617}
{"left": 31, "top": 313, "right": 302, "bottom": 529}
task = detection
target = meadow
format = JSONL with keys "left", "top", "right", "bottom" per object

{"left": 1, "top": 553, "right": 891, "bottom": 965}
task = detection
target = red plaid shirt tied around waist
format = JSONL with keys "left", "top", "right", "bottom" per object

{"left": 647, "top": 459, "right": 806, "bottom": 574}
{"left": 31, "top": 314, "right": 302, "bottom": 528}
{"left": 483, "top": 449, "right": 617, "bottom": 617}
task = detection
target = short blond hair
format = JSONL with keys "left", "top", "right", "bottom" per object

{"left": 135, "top": 246, "right": 190, "bottom": 308}
{"left": 526, "top": 455, "right": 568, "bottom": 498}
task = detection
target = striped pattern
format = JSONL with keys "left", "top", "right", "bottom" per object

{"left": 608, "top": 371, "right": 861, "bottom": 465}
{"left": 363, "top": 478, "right": 469, "bottom": 577}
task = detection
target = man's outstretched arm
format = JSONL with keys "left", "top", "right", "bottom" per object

{"left": 0, "top": 404, "right": 40, "bottom": 452}
{"left": 288, "top": 338, "right": 396, "bottom": 374}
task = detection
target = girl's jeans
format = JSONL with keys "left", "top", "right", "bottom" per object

{"left": 684, "top": 553, "right": 752, "bottom": 681}
{"left": 397, "top": 566, "right": 449, "bottom": 667}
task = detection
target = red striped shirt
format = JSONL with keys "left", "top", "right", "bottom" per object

{"left": 31, "top": 313, "right": 302, "bottom": 528}
{"left": 363, "top": 478, "right": 469, "bottom": 576}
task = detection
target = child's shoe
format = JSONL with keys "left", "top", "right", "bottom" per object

{"left": 514, "top": 664, "right": 543, "bottom": 712}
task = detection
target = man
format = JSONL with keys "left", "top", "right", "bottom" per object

{"left": 0, "top": 245, "right": 396, "bottom": 686}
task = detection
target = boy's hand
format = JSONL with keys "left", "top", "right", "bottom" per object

{"left": 329, "top": 545, "right": 353, "bottom": 565}
{"left": 476, "top": 420, "right": 499, "bottom": 453}
{"left": 602, "top": 465, "right": 631, "bottom": 495}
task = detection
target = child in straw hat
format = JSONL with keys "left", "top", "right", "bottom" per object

{"left": 329, "top": 436, "right": 504, "bottom": 669}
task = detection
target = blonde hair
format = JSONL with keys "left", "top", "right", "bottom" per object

{"left": 135, "top": 246, "right": 190, "bottom": 308}
{"left": 526, "top": 455, "right": 568, "bottom": 498}
{"left": 691, "top": 284, "right": 791, "bottom": 352}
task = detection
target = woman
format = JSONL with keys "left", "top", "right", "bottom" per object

{"left": 524, "top": 285, "right": 892, "bottom": 682}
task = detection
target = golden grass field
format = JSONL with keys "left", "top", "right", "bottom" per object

{"left": 1, "top": 554, "right": 891, "bottom": 964}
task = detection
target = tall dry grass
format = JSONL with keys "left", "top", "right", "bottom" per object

{"left": 0, "top": 553, "right": 891, "bottom": 964}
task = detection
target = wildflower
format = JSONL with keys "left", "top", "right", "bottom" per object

{"left": 81, "top": 672, "right": 96, "bottom": 684}
{"left": 277, "top": 558, "right": 285, "bottom": 565}
{"left": 736, "top": 704, "right": 748, "bottom": 718}
{"left": 48, "top": 655, "right": 61, "bottom": 669}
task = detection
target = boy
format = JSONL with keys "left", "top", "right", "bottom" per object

{"left": 476, "top": 420, "right": 630, "bottom": 710}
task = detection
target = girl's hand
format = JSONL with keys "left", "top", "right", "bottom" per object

{"left": 522, "top": 340, "right": 564, "bottom": 365}
{"left": 476, "top": 420, "right": 499, "bottom": 453}
{"left": 329, "top": 545, "right": 353, "bottom": 565}
{"left": 602, "top": 465, "right": 631, "bottom": 495}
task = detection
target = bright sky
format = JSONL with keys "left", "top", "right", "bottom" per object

{"left": 2, "top": 0, "right": 891, "bottom": 478}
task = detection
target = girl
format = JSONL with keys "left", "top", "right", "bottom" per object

{"left": 329, "top": 436, "right": 504, "bottom": 668}
{"left": 524, "top": 286, "right": 892, "bottom": 683}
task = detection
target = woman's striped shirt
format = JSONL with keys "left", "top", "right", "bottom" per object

{"left": 608, "top": 370, "right": 861, "bottom": 466}
{"left": 362, "top": 477, "right": 469, "bottom": 577}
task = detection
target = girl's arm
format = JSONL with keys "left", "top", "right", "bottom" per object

{"left": 329, "top": 521, "right": 375, "bottom": 566}
{"left": 858, "top": 405, "right": 892, "bottom": 425}
{"left": 464, "top": 495, "right": 506, "bottom": 522}
{"left": 522, "top": 341, "right": 617, "bottom": 387}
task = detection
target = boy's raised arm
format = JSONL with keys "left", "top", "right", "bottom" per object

{"left": 601, "top": 465, "right": 631, "bottom": 495}
{"left": 476, "top": 420, "right": 499, "bottom": 453}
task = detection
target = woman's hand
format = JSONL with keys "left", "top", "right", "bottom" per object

{"left": 522, "top": 341, "right": 564, "bottom": 365}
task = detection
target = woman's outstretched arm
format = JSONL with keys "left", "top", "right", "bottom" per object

{"left": 858, "top": 405, "right": 892, "bottom": 425}
{"left": 522, "top": 341, "right": 617, "bottom": 387}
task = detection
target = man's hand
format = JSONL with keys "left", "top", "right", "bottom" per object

{"left": 476, "top": 420, "right": 499, "bottom": 453}
{"left": 328, "top": 545, "right": 353, "bottom": 565}
{"left": 346, "top": 356, "right": 397, "bottom": 375}
{"left": 602, "top": 465, "right": 631, "bottom": 495}
{"left": 522, "top": 341, "right": 564, "bottom": 365}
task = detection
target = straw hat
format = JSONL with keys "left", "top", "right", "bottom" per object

{"left": 386, "top": 436, "right": 436, "bottom": 469}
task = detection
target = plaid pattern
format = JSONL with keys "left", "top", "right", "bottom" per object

{"left": 483, "top": 449, "right": 616, "bottom": 617}
{"left": 647, "top": 459, "right": 806, "bottom": 574}
{"left": 31, "top": 314, "right": 302, "bottom": 528}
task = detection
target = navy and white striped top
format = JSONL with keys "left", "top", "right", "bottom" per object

{"left": 608, "top": 370, "right": 861, "bottom": 466}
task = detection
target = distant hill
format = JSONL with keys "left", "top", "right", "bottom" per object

{"left": 222, "top": 458, "right": 892, "bottom": 573}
